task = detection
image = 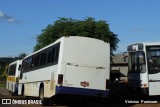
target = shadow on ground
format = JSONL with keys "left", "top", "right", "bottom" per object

{"left": 49, "top": 83, "right": 160, "bottom": 107}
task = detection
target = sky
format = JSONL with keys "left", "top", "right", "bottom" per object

{"left": 0, "top": 0, "right": 160, "bottom": 57}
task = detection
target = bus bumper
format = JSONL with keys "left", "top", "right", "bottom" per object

{"left": 55, "top": 86, "right": 109, "bottom": 97}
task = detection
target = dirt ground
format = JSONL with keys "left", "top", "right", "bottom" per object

{"left": 0, "top": 82, "right": 160, "bottom": 107}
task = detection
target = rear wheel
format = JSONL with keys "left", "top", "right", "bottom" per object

{"left": 21, "top": 85, "right": 24, "bottom": 96}
{"left": 39, "top": 87, "right": 49, "bottom": 106}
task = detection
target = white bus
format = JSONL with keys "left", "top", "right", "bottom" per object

{"left": 6, "top": 60, "right": 22, "bottom": 95}
{"left": 18, "top": 36, "right": 110, "bottom": 105}
{"left": 127, "top": 42, "right": 160, "bottom": 96}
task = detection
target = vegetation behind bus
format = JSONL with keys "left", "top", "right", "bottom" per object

{"left": 0, "top": 65, "right": 8, "bottom": 81}
{"left": 34, "top": 17, "right": 120, "bottom": 62}
{"left": 0, "top": 53, "right": 27, "bottom": 81}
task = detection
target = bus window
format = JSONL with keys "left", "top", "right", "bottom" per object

{"left": 28, "top": 57, "right": 33, "bottom": 69}
{"left": 22, "top": 59, "right": 27, "bottom": 72}
{"left": 55, "top": 44, "right": 60, "bottom": 63}
{"left": 8, "top": 64, "right": 16, "bottom": 75}
{"left": 34, "top": 54, "right": 40, "bottom": 67}
{"left": 47, "top": 49, "right": 52, "bottom": 64}
{"left": 40, "top": 52, "right": 47, "bottom": 66}
{"left": 128, "top": 51, "right": 146, "bottom": 73}
{"left": 51, "top": 47, "right": 55, "bottom": 63}
{"left": 147, "top": 48, "right": 160, "bottom": 74}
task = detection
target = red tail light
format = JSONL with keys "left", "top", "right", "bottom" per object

{"left": 58, "top": 74, "right": 63, "bottom": 85}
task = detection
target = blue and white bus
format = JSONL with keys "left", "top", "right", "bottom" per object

{"left": 18, "top": 36, "right": 110, "bottom": 105}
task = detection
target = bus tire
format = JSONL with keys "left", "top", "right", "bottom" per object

{"left": 21, "top": 85, "right": 24, "bottom": 96}
{"left": 39, "top": 87, "right": 49, "bottom": 106}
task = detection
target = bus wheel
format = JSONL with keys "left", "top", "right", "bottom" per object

{"left": 21, "top": 86, "right": 24, "bottom": 96}
{"left": 39, "top": 87, "right": 49, "bottom": 106}
{"left": 11, "top": 92, "right": 14, "bottom": 96}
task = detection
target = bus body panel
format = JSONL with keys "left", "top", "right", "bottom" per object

{"left": 19, "top": 65, "right": 58, "bottom": 97}
{"left": 64, "top": 64, "right": 107, "bottom": 90}
{"left": 148, "top": 73, "right": 160, "bottom": 95}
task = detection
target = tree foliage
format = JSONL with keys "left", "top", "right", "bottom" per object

{"left": 0, "top": 53, "right": 27, "bottom": 81}
{"left": 17, "top": 53, "right": 28, "bottom": 59}
{"left": 0, "top": 65, "right": 8, "bottom": 81}
{"left": 34, "top": 17, "right": 120, "bottom": 60}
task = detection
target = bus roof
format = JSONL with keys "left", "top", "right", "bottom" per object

{"left": 9, "top": 60, "right": 22, "bottom": 66}
{"left": 130, "top": 42, "right": 160, "bottom": 46}
{"left": 24, "top": 36, "right": 106, "bottom": 59}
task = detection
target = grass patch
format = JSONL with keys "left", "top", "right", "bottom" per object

{"left": 0, "top": 84, "right": 5, "bottom": 87}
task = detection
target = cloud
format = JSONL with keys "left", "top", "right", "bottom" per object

{"left": 0, "top": 11, "right": 21, "bottom": 24}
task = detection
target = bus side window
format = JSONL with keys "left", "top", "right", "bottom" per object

{"left": 40, "top": 52, "right": 47, "bottom": 66}
{"left": 34, "top": 54, "right": 40, "bottom": 67}
{"left": 55, "top": 44, "right": 60, "bottom": 63}
{"left": 51, "top": 47, "right": 55, "bottom": 63}
{"left": 47, "top": 49, "right": 52, "bottom": 64}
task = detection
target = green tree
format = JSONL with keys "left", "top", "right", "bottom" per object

{"left": 13, "top": 53, "right": 27, "bottom": 60}
{"left": 0, "top": 65, "right": 8, "bottom": 81}
{"left": 34, "top": 17, "right": 120, "bottom": 61}
{"left": 17, "top": 53, "right": 27, "bottom": 59}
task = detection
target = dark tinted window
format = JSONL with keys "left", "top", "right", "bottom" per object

{"left": 55, "top": 44, "right": 60, "bottom": 63}
{"left": 47, "top": 49, "right": 52, "bottom": 64}
{"left": 8, "top": 64, "right": 16, "bottom": 75}
{"left": 146, "top": 46, "right": 160, "bottom": 74}
{"left": 40, "top": 52, "right": 47, "bottom": 65}
{"left": 22, "top": 42, "right": 60, "bottom": 72}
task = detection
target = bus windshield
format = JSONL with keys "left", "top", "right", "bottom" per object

{"left": 8, "top": 64, "right": 16, "bottom": 76}
{"left": 128, "top": 51, "right": 146, "bottom": 73}
{"left": 146, "top": 46, "right": 160, "bottom": 74}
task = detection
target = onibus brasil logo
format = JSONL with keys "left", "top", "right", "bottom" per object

{"left": 2, "top": 99, "right": 42, "bottom": 104}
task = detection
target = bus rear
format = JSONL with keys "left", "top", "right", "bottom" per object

{"left": 56, "top": 36, "right": 110, "bottom": 97}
